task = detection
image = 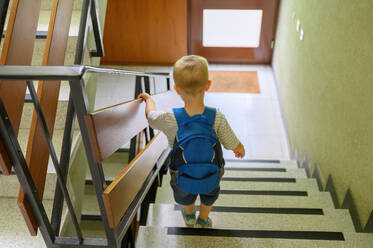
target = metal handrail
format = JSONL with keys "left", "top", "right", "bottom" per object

{"left": 0, "top": 65, "right": 170, "bottom": 81}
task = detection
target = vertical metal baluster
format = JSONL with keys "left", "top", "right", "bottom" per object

{"left": 129, "top": 76, "right": 143, "bottom": 162}
{"left": 143, "top": 76, "right": 154, "bottom": 140}
{"left": 166, "top": 77, "right": 170, "bottom": 91}
{"left": 50, "top": 95, "right": 76, "bottom": 235}
{"left": 26, "top": 81, "right": 83, "bottom": 243}
{"left": 89, "top": 0, "right": 104, "bottom": 57}
{"left": 75, "top": 0, "right": 91, "bottom": 65}
{"left": 69, "top": 78, "right": 118, "bottom": 247}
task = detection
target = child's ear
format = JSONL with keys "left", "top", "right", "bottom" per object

{"left": 174, "top": 84, "right": 181, "bottom": 95}
{"left": 205, "top": 80, "right": 211, "bottom": 91}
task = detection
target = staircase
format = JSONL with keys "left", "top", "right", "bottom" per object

{"left": 136, "top": 160, "right": 373, "bottom": 247}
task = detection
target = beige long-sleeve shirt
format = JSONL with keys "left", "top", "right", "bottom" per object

{"left": 147, "top": 108, "right": 240, "bottom": 150}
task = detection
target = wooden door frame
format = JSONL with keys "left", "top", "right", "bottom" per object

{"left": 188, "top": 0, "right": 280, "bottom": 64}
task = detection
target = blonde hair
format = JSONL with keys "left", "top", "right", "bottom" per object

{"left": 173, "top": 55, "right": 209, "bottom": 95}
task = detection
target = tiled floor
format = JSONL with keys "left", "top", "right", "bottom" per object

{"left": 205, "top": 64, "right": 289, "bottom": 160}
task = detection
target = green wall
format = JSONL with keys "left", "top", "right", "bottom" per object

{"left": 273, "top": 0, "right": 373, "bottom": 227}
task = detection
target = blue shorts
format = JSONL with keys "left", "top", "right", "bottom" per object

{"left": 170, "top": 180, "right": 220, "bottom": 206}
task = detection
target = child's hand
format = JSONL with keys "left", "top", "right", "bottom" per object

{"left": 233, "top": 143, "right": 245, "bottom": 158}
{"left": 138, "top": 93, "right": 151, "bottom": 101}
{"left": 137, "top": 93, "right": 156, "bottom": 116}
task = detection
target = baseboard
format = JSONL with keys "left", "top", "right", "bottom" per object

{"left": 311, "top": 164, "right": 323, "bottom": 192}
{"left": 301, "top": 155, "right": 311, "bottom": 178}
{"left": 271, "top": 66, "right": 292, "bottom": 160}
{"left": 324, "top": 175, "right": 340, "bottom": 208}
{"left": 364, "top": 211, "right": 373, "bottom": 233}
{"left": 342, "top": 188, "right": 363, "bottom": 232}
{"left": 293, "top": 148, "right": 300, "bottom": 167}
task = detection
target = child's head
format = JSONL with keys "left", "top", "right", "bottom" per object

{"left": 173, "top": 55, "right": 210, "bottom": 95}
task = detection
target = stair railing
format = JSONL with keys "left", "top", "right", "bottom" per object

{"left": 50, "top": 0, "right": 105, "bottom": 236}
{"left": 0, "top": 65, "right": 171, "bottom": 248}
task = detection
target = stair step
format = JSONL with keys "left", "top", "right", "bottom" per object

{"left": 223, "top": 168, "right": 307, "bottom": 178}
{"left": 159, "top": 174, "right": 319, "bottom": 192}
{"left": 155, "top": 191, "right": 335, "bottom": 209}
{"left": 173, "top": 204, "right": 324, "bottom": 215}
{"left": 0, "top": 198, "right": 54, "bottom": 248}
{"left": 37, "top": 10, "right": 81, "bottom": 36}
{"left": 0, "top": 173, "right": 57, "bottom": 199}
{"left": 220, "top": 178, "right": 319, "bottom": 191}
{"left": 136, "top": 226, "right": 364, "bottom": 248}
{"left": 225, "top": 160, "right": 298, "bottom": 168}
{"left": 41, "top": 0, "right": 83, "bottom": 11}
{"left": 147, "top": 204, "right": 354, "bottom": 232}
{"left": 85, "top": 152, "right": 129, "bottom": 181}
{"left": 224, "top": 167, "right": 287, "bottom": 172}
{"left": 80, "top": 219, "right": 106, "bottom": 239}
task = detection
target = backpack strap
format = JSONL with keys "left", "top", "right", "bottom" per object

{"left": 202, "top": 107, "right": 216, "bottom": 127}
{"left": 173, "top": 108, "right": 190, "bottom": 127}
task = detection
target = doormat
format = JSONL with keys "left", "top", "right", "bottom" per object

{"left": 208, "top": 71, "right": 260, "bottom": 93}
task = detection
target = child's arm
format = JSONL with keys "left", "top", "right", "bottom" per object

{"left": 215, "top": 111, "right": 246, "bottom": 159}
{"left": 138, "top": 93, "right": 156, "bottom": 116}
{"left": 233, "top": 143, "right": 245, "bottom": 158}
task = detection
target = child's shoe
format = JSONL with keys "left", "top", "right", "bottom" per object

{"left": 182, "top": 210, "right": 196, "bottom": 227}
{"left": 195, "top": 217, "right": 212, "bottom": 228}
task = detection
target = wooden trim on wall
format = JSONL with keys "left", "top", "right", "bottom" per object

{"left": 16, "top": 0, "right": 74, "bottom": 236}
{"left": 102, "top": 132, "right": 168, "bottom": 228}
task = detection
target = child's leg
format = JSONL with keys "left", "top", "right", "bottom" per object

{"left": 184, "top": 203, "right": 195, "bottom": 215}
{"left": 198, "top": 203, "right": 212, "bottom": 221}
{"left": 198, "top": 186, "right": 220, "bottom": 221}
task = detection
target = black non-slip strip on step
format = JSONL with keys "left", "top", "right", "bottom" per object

{"left": 3, "top": 30, "right": 48, "bottom": 39}
{"left": 167, "top": 227, "right": 345, "bottom": 241}
{"left": 220, "top": 190, "right": 308, "bottom": 196}
{"left": 174, "top": 205, "right": 324, "bottom": 215}
{"left": 116, "top": 148, "right": 130, "bottom": 153}
{"left": 225, "top": 159, "right": 281, "bottom": 163}
{"left": 81, "top": 214, "right": 102, "bottom": 221}
{"left": 85, "top": 179, "right": 113, "bottom": 185}
{"left": 224, "top": 167, "right": 287, "bottom": 172}
{"left": 24, "top": 94, "right": 32, "bottom": 103}
{"left": 221, "top": 177, "right": 296, "bottom": 183}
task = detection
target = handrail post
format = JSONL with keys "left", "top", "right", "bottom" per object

{"left": 143, "top": 76, "right": 154, "bottom": 140}
{"left": 69, "top": 78, "right": 118, "bottom": 247}
{"left": 75, "top": 0, "right": 91, "bottom": 65}
{"left": 90, "top": 0, "right": 105, "bottom": 57}
{"left": 50, "top": 96, "right": 76, "bottom": 235}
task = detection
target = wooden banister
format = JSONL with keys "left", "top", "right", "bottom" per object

{"left": 86, "top": 99, "right": 148, "bottom": 162}
{"left": 102, "top": 132, "right": 168, "bottom": 228}
{"left": 16, "top": 0, "right": 74, "bottom": 236}
{"left": 0, "top": 0, "right": 42, "bottom": 175}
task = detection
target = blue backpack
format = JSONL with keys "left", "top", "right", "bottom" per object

{"left": 170, "top": 107, "right": 225, "bottom": 194}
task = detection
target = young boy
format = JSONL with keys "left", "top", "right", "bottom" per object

{"left": 139, "top": 55, "right": 245, "bottom": 228}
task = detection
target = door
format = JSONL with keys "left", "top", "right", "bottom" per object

{"left": 188, "top": 0, "right": 280, "bottom": 64}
